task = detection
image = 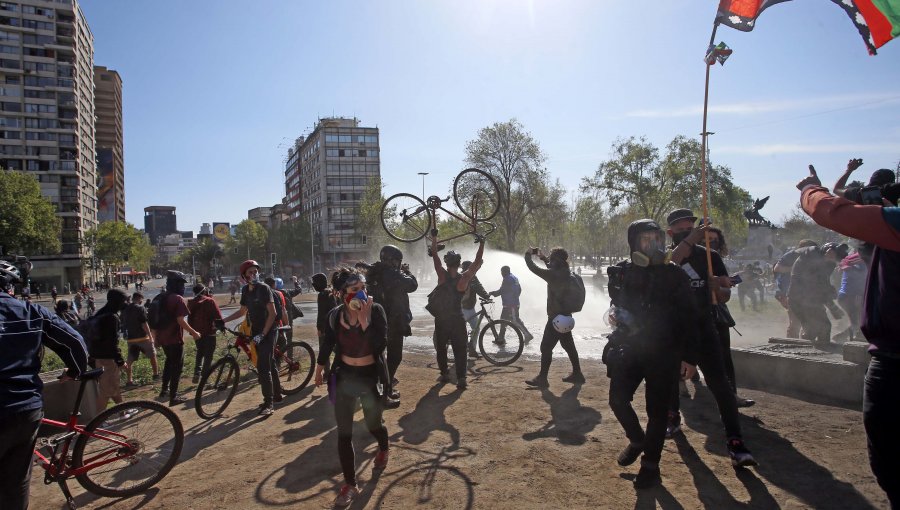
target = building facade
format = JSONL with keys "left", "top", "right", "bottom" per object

{"left": 93, "top": 65, "right": 123, "bottom": 223}
{"left": 0, "top": 0, "right": 97, "bottom": 289}
{"left": 283, "top": 117, "right": 380, "bottom": 271}
{"left": 144, "top": 205, "right": 177, "bottom": 245}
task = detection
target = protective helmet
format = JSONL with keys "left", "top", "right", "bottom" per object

{"left": 166, "top": 270, "right": 188, "bottom": 283}
{"left": 443, "top": 250, "right": 462, "bottom": 267}
{"left": 0, "top": 260, "right": 22, "bottom": 284}
{"left": 379, "top": 245, "right": 403, "bottom": 264}
{"left": 239, "top": 259, "right": 260, "bottom": 276}
{"left": 626, "top": 219, "right": 663, "bottom": 252}
{"left": 274, "top": 277, "right": 284, "bottom": 290}
{"left": 822, "top": 242, "right": 850, "bottom": 260}
{"left": 552, "top": 314, "right": 575, "bottom": 334}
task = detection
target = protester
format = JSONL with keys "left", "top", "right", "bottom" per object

{"left": 188, "top": 284, "right": 223, "bottom": 383}
{"left": 0, "top": 258, "right": 88, "bottom": 510}
{"left": 313, "top": 267, "right": 390, "bottom": 508}
{"left": 461, "top": 260, "right": 492, "bottom": 357}
{"left": 89, "top": 289, "right": 129, "bottom": 415}
{"left": 797, "top": 164, "right": 900, "bottom": 508}
{"left": 222, "top": 261, "right": 282, "bottom": 416}
{"left": 228, "top": 280, "right": 238, "bottom": 305}
{"left": 788, "top": 242, "right": 849, "bottom": 346}
{"left": 665, "top": 208, "right": 757, "bottom": 467}
{"left": 73, "top": 291, "right": 83, "bottom": 318}
{"left": 524, "top": 246, "right": 585, "bottom": 387}
{"left": 54, "top": 299, "right": 80, "bottom": 328}
{"left": 773, "top": 240, "right": 819, "bottom": 338}
{"left": 122, "top": 292, "right": 159, "bottom": 387}
{"left": 313, "top": 272, "right": 338, "bottom": 351}
{"left": 429, "top": 235, "right": 486, "bottom": 390}
{"left": 154, "top": 270, "right": 201, "bottom": 407}
{"left": 50, "top": 285, "right": 58, "bottom": 302}
{"left": 274, "top": 276, "right": 304, "bottom": 346}
{"left": 489, "top": 265, "right": 534, "bottom": 344}
{"left": 605, "top": 219, "right": 700, "bottom": 488}
{"left": 737, "top": 263, "right": 762, "bottom": 312}
{"left": 834, "top": 251, "right": 866, "bottom": 342}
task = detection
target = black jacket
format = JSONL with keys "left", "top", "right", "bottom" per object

{"left": 525, "top": 253, "right": 571, "bottom": 317}
{"left": 317, "top": 303, "right": 390, "bottom": 395}
{"left": 369, "top": 263, "right": 418, "bottom": 334}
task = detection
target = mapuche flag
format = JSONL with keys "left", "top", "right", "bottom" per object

{"left": 716, "top": 0, "right": 899, "bottom": 55}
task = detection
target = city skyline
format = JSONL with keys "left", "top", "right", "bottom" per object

{"left": 80, "top": 0, "right": 900, "bottom": 234}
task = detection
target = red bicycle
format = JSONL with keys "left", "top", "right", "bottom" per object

{"left": 34, "top": 368, "right": 184, "bottom": 509}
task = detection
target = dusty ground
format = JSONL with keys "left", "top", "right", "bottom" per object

{"left": 30, "top": 320, "right": 887, "bottom": 510}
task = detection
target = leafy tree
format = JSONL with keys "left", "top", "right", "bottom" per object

{"left": 181, "top": 239, "right": 223, "bottom": 278}
{"left": 85, "top": 221, "right": 152, "bottom": 281}
{"left": 777, "top": 205, "right": 841, "bottom": 249}
{"left": 0, "top": 170, "right": 61, "bottom": 255}
{"left": 465, "top": 119, "right": 555, "bottom": 250}
{"left": 517, "top": 178, "right": 568, "bottom": 252}
{"left": 224, "top": 219, "right": 268, "bottom": 263}
{"left": 354, "top": 176, "right": 391, "bottom": 257}
{"left": 269, "top": 220, "right": 311, "bottom": 268}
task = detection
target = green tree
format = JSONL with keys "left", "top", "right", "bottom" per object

{"left": 270, "top": 220, "right": 311, "bottom": 268}
{"left": 85, "top": 221, "right": 152, "bottom": 281}
{"left": 182, "top": 239, "right": 223, "bottom": 278}
{"left": 354, "top": 176, "right": 391, "bottom": 256}
{"left": 225, "top": 219, "right": 268, "bottom": 263}
{"left": 465, "top": 119, "right": 556, "bottom": 250}
{"left": 0, "top": 170, "right": 61, "bottom": 254}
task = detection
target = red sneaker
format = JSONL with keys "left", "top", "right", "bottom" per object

{"left": 374, "top": 448, "right": 389, "bottom": 471}
{"left": 334, "top": 484, "right": 359, "bottom": 507}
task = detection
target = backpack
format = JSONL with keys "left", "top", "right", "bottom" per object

{"left": 75, "top": 314, "right": 102, "bottom": 351}
{"left": 558, "top": 272, "right": 586, "bottom": 314}
{"left": 147, "top": 292, "right": 171, "bottom": 329}
{"left": 425, "top": 276, "right": 462, "bottom": 318}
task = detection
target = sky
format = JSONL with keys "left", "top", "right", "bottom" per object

{"left": 79, "top": 0, "right": 900, "bottom": 234}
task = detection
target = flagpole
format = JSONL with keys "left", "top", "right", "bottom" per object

{"left": 702, "top": 24, "right": 717, "bottom": 304}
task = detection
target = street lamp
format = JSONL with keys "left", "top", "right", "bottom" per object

{"left": 417, "top": 172, "right": 429, "bottom": 201}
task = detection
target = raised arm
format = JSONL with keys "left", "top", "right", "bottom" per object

{"left": 833, "top": 158, "right": 864, "bottom": 198}
{"left": 457, "top": 238, "right": 486, "bottom": 292}
{"left": 524, "top": 251, "right": 553, "bottom": 283}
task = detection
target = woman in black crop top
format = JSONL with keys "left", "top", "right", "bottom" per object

{"left": 314, "top": 268, "right": 390, "bottom": 508}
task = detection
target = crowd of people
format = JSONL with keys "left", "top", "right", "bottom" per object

{"left": 1, "top": 159, "right": 898, "bottom": 508}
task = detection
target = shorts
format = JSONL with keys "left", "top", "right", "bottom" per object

{"left": 95, "top": 358, "right": 122, "bottom": 403}
{"left": 127, "top": 338, "right": 156, "bottom": 363}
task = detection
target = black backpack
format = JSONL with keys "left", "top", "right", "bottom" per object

{"left": 558, "top": 272, "right": 586, "bottom": 314}
{"left": 147, "top": 292, "right": 171, "bottom": 329}
{"left": 75, "top": 314, "right": 102, "bottom": 351}
{"left": 425, "top": 276, "right": 462, "bottom": 318}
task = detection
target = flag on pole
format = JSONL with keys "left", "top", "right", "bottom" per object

{"left": 715, "top": 0, "right": 792, "bottom": 31}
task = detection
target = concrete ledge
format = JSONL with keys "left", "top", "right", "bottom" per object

{"left": 732, "top": 346, "right": 865, "bottom": 409}
{"left": 39, "top": 369, "right": 100, "bottom": 433}
{"left": 842, "top": 341, "right": 870, "bottom": 365}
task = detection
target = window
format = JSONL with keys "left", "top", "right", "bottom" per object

{"left": 25, "top": 118, "right": 59, "bottom": 128}
{"left": 25, "top": 145, "right": 57, "bottom": 155}
{"left": 326, "top": 149, "right": 339, "bottom": 157}
{"left": 0, "top": 144, "right": 22, "bottom": 154}
{"left": 0, "top": 116, "right": 20, "bottom": 127}
{"left": 0, "top": 3, "right": 18, "bottom": 12}
{"left": 24, "top": 61, "right": 55, "bottom": 73}
{"left": 24, "top": 76, "right": 56, "bottom": 87}
{"left": 0, "top": 29, "right": 18, "bottom": 41}
{"left": 21, "top": 19, "right": 53, "bottom": 31}
{"left": 0, "top": 101, "right": 20, "bottom": 112}
{"left": 5, "top": 75, "right": 18, "bottom": 84}
{"left": 0, "top": 129, "right": 19, "bottom": 138}
{"left": 23, "top": 89, "right": 54, "bottom": 100}
{"left": 0, "top": 44, "right": 16, "bottom": 54}
{"left": 0, "top": 85, "right": 18, "bottom": 96}
{"left": 0, "top": 58, "right": 19, "bottom": 69}
{"left": 367, "top": 149, "right": 378, "bottom": 157}
{"left": 0, "top": 16, "right": 21, "bottom": 27}
{"left": 23, "top": 46, "right": 53, "bottom": 57}
{"left": 25, "top": 103, "right": 56, "bottom": 113}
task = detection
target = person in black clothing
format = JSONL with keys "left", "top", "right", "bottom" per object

{"left": 313, "top": 272, "right": 338, "bottom": 347}
{"left": 524, "top": 246, "right": 584, "bottom": 388}
{"left": 313, "top": 268, "right": 390, "bottom": 508}
{"left": 357, "top": 245, "right": 418, "bottom": 399}
{"left": 606, "top": 219, "right": 700, "bottom": 489}
{"left": 665, "top": 208, "right": 757, "bottom": 467}
{"left": 122, "top": 292, "right": 159, "bottom": 386}
{"left": 54, "top": 299, "right": 80, "bottom": 328}
{"left": 788, "top": 242, "right": 849, "bottom": 346}
{"left": 460, "top": 260, "right": 491, "bottom": 357}
{"left": 90, "top": 289, "right": 129, "bottom": 415}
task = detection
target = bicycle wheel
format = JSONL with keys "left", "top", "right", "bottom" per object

{"left": 277, "top": 341, "right": 315, "bottom": 395}
{"left": 479, "top": 319, "right": 524, "bottom": 366}
{"left": 453, "top": 168, "right": 500, "bottom": 221}
{"left": 381, "top": 193, "right": 431, "bottom": 242}
{"left": 72, "top": 400, "right": 184, "bottom": 498}
{"left": 194, "top": 356, "right": 240, "bottom": 419}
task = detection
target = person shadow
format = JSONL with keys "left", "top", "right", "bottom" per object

{"left": 522, "top": 384, "right": 601, "bottom": 446}
{"left": 392, "top": 383, "right": 463, "bottom": 448}
{"left": 678, "top": 383, "right": 878, "bottom": 509}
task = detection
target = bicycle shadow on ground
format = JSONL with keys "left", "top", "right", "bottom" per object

{"left": 391, "top": 383, "right": 463, "bottom": 448}
{"left": 370, "top": 444, "right": 476, "bottom": 510}
{"left": 678, "top": 383, "right": 877, "bottom": 509}
{"left": 469, "top": 363, "right": 523, "bottom": 383}
{"left": 64, "top": 486, "right": 160, "bottom": 510}
{"left": 522, "top": 384, "right": 601, "bottom": 446}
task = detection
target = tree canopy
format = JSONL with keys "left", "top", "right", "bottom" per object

{"left": 84, "top": 221, "right": 153, "bottom": 274}
{"left": 0, "top": 170, "right": 61, "bottom": 255}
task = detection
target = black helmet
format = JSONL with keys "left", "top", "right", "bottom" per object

{"left": 627, "top": 219, "right": 663, "bottom": 252}
{"left": 444, "top": 250, "right": 462, "bottom": 267}
{"left": 0, "top": 260, "right": 22, "bottom": 284}
{"left": 311, "top": 273, "right": 328, "bottom": 292}
{"left": 379, "top": 245, "right": 403, "bottom": 264}
{"left": 822, "top": 242, "right": 850, "bottom": 260}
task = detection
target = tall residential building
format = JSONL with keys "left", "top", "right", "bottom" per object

{"left": 144, "top": 205, "right": 177, "bottom": 245}
{"left": 93, "top": 65, "right": 123, "bottom": 223}
{"left": 283, "top": 117, "right": 380, "bottom": 270}
{"left": 0, "top": 0, "right": 96, "bottom": 289}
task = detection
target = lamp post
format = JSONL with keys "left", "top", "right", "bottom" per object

{"left": 417, "top": 172, "right": 429, "bottom": 201}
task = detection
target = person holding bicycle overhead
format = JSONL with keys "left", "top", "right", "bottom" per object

{"left": 314, "top": 268, "right": 391, "bottom": 508}
{"left": 1, "top": 258, "right": 88, "bottom": 510}
{"left": 222, "top": 260, "right": 283, "bottom": 416}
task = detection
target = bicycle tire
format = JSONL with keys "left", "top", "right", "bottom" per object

{"left": 195, "top": 356, "right": 240, "bottom": 419}
{"left": 277, "top": 341, "right": 315, "bottom": 395}
{"left": 381, "top": 193, "right": 431, "bottom": 243}
{"left": 72, "top": 400, "right": 184, "bottom": 498}
{"left": 453, "top": 168, "right": 500, "bottom": 221}
{"left": 479, "top": 319, "right": 524, "bottom": 366}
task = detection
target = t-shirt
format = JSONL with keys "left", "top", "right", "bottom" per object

{"left": 188, "top": 295, "right": 223, "bottom": 337}
{"left": 155, "top": 293, "right": 190, "bottom": 346}
{"left": 122, "top": 303, "right": 149, "bottom": 340}
{"left": 241, "top": 282, "right": 274, "bottom": 336}
{"left": 679, "top": 245, "right": 728, "bottom": 309}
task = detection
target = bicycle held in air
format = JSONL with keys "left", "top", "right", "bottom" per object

{"left": 194, "top": 325, "right": 315, "bottom": 419}
{"left": 34, "top": 367, "right": 184, "bottom": 510}
{"left": 472, "top": 298, "right": 525, "bottom": 366}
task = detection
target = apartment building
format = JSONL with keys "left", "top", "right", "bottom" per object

{"left": 93, "top": 65, "right": 123, "bottom": 223}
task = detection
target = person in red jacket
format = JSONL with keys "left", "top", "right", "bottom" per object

{"left": 188, "top": 284, "right": 223, "bottom": 383}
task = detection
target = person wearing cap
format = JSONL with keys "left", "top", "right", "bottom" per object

{"left": 154, "top": 270, "right": 202, "bottom": 407}
{"left": 430, "top": 235, "right": 486, "bottom": 390}
{"left": 665, "top": 208, "right": 758, "bottom": 468}
{"left": 188, "top": 284, "right": 223, "bottom": 384}
{"left": 786, "top": 241, "right": 849, "bottom": 346}
{"left": 122, "top": 292, "right": 159, "bottom": 387}
{"left": 221, "top": 260, "right": 282, "bottom": 416}
{"left": 89, "top": 289, "right": 129, "bottom": 415}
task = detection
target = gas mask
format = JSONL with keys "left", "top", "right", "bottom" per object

{"left": 631, "top": 236, "right": 668, "bottom": 267}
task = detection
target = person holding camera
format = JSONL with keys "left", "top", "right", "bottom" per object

{"left": 605, "top": 219, "right": 700, "bottom": 488}
{"left": 798, "top": 164, "right": 900, "bottom": 508}
{"left": 1, "top": 259, "right": 88, "bottom": 510}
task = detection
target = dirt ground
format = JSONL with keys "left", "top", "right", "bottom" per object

{"left": 29, "top": 319, "right": 888, "bottom": 510}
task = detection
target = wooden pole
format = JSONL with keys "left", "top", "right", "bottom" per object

{"left": 701, "top": 42, "right": 716, "bottom": 304}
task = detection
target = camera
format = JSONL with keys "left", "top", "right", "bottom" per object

{"left": 845, "top": 183, "right": 899, "bottom": 206}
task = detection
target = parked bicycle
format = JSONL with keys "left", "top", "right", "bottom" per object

{"left": 194, "top": 325, "right": 315, "bottom": 419}
{"left": 473, "top": 298, "right": 524, "bottom": 366}
{"left": 34, "top": 367, "right": 184, "bottom": 510}
{"left": 381, "top": 168, "right": 500, "bottom": 246}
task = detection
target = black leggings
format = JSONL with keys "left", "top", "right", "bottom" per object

{"left": 334, "top": 364, "right": 388, "bottom": 485}
{"left": 538, "top": 318, "right": 582, "bottom": 377}
{"left": 161, "top": 344, "right": 184, "bottom": 397}
{"left": 717, "top": 323, "right": 737, "bottom": 394}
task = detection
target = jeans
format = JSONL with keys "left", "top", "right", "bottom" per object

{"left": 255, "top": 330, "right": 282, "bottom": 404}
{"left": 864, "top": 355, "right": 900, "bottom": 509}
{"left": 538, "top": 318, "right": 582, "bottom": 378}
{"left": 161, "top": 344, "right": 184, "bottom": 398}
{"left": 462, "top": 308, "right": 481, "bottom": 351}
{"left": 334, "top": 364, "right": 388, "bottom": 486}
{"left": 0, "top": 408, "right": 43, "bottom": 510}
{"left": 501, "top": 306, "right": 533, "bottom": 340}
{"left": 434, "top": 316, "right": 468, "bottom": 381}
{"left": 194, "top": 334, "right": 217, "bottom": 377}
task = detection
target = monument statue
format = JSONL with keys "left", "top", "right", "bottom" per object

{"left": 744, "top": 196, "right": 775, "bottom": 228}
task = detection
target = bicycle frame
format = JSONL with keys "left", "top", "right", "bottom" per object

{"left": 221, "top": 326, "right": 297, "bottom": 369}
{"left": 423, "top": 196, "right": 496, "bottom": 246}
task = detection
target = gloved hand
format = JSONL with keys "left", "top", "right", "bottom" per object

{"left": 214, "top": 319, "right": 225, "bottom": 331}
{"left": 252, "top": 334, "right": 263, "bottom": 345}
{"left": 473, "top": 233, "right": 485, "bottom": 244}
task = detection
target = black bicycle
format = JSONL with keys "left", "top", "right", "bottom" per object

{"left": 473, "top": 298, "right": 524, "bottom": 366}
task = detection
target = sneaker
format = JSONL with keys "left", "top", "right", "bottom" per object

{"left": 373, "top": 449, "right": 389, "bottom": 471}
{"left": 492, "top": 337, "right": 506, "bottom": 346}
{"left": 437, "top": 372, "right": 450, "bottom": 384}
{"left": 334, "top": 484, "right": 359, "bottom": 507}
{"left": 383, "top": 395, "right": 401, "bottom": 409}
{"left": 258, "top": 404, "right": 275, "bottom": 417}
{"left": 119, "top": 408, "right": 139, "bottom": 420}
{"left": 633, "top": 465, "right": 662, "bottom": 489}
{"left": 727, "top": 438, "right": 758, "bottom": 468}
{"left": 457, "top": 379, "right": 467, "bottom": 390}
{"left": 192, "top": 374, "right": 200, "bottom": 384}
{"left": 562, "top": 372, "right": 586, "bottom": 384}
{"left": 158, "top": 391, "right": 168, "bottom": 401}
{"left": 617, "top": 443, "right": 644, "bottom": 467}
{"left": 389, "top": 389, "right": 400, "bottom": 400}
{"left": 467, "top": 348, "right": 479, "bottom": 358}
{"left": 273, "top": 392, "right": 284, "bottom": 403}
{"left": 169, "top": 396, "right": 187, "bottom": 406}
{"left": 735, "top": 395, "right": 756, "bottom": 408}
{"left": 525, "top": 376, "right": 549, "bottom": 389}
{"left": 665, "top": 413, "right": 682, "bottom": 439}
